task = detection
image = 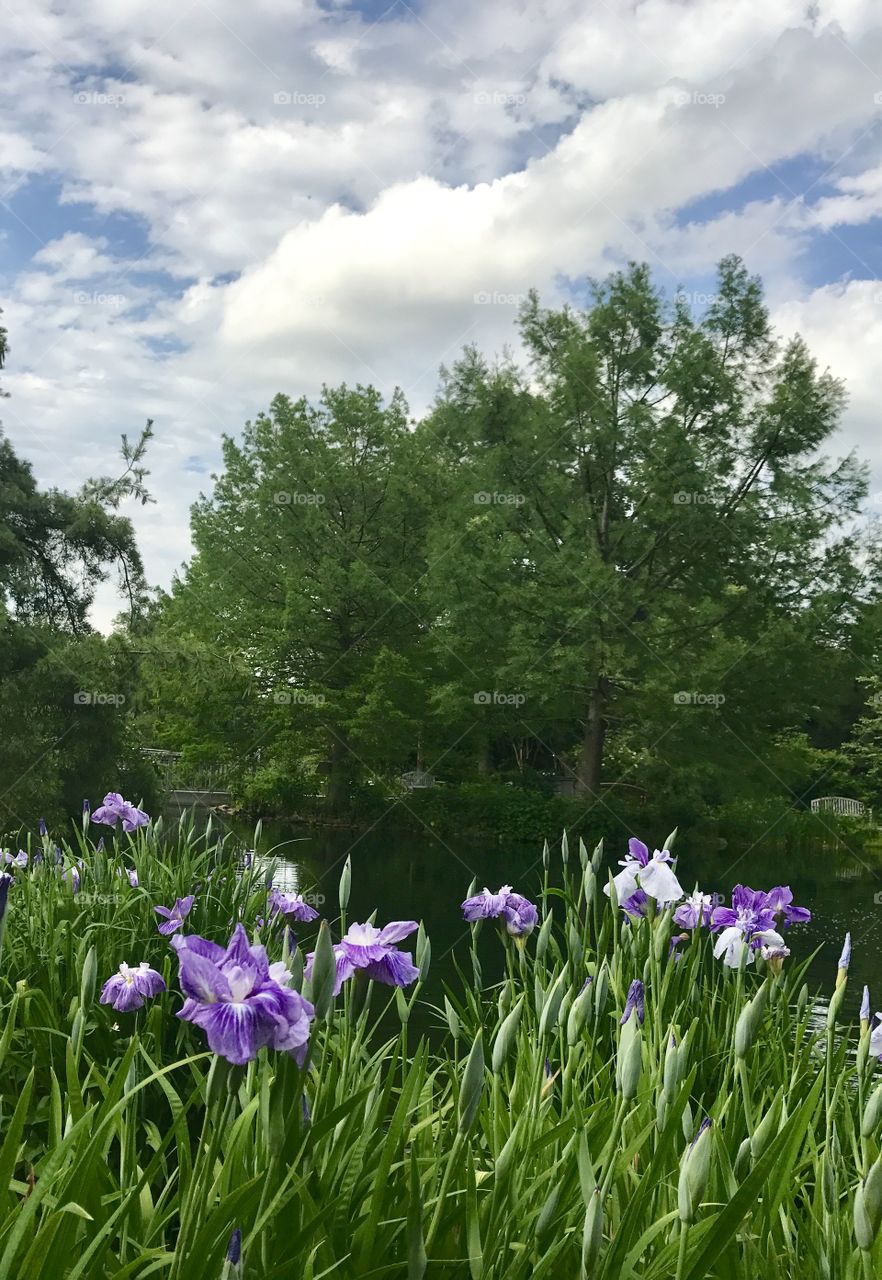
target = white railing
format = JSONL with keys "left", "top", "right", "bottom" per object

{"left": 810, "top": 796, "right": 867, "bottom": 817}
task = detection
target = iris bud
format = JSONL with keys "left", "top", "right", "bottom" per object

{"left": 735, "top": 981, "right": 769, "bottom": 1059}
{"left": 492, "top": 998, "right": 523, "bottom": 1073}
{"left": 855, "top": 1158, "right": 882, "bottom": 1251}
{"left": 567, "top": 979, "right": 594, "bottom": 1046}
{"left": 582, "top": 1187, "right": 603, "bottom": 1276}
{"left": 457, "top": 1031, "right": 485, "bottom": 1135}
{"left": 678, "top": 1119, "right": 713, "bottom": 1224}
{"left": 862, "top": 1082, "right": 882, "bottom": 1138}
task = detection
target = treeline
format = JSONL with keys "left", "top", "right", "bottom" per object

{"left": 4, "top": 258, "right": 882, "bottom": 836}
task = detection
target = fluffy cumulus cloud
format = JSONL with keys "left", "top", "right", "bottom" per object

{"left": 1, "top": 0, "right": 882, "bottom": 626}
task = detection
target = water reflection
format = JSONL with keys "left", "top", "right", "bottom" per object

{"left": 235, "top": 818, "right": 882, "bottom": 1026}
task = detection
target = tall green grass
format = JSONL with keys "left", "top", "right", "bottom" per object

{"left": 0, "top": 815, "right": 878, "bottom": 1278}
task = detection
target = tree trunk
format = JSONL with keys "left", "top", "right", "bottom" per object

{"left": 576, "top": 680, "right": 607, "bottom": 796}
{"left": 325, "top": 731, "right": 352, "bottom": 811}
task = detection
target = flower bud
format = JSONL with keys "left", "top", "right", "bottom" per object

{"left": 591, "top": 839, "right": 603, "bottom": 874}
{"left": 338, "top": 855, "right": 351, "bottom": 915}
{"left": 594, "top": 963, "right": 609, "bottom": 1019}
{"left": 582, "top": 1187, "right": 603, "bottom": 1276}
{"left": 855, "top": 1158, "right": 882, "bottom": 1251}
{"left": 307, "top": 920, "right": 337, "bottom": 1021}
{"left": 862, "top": 1082, "right": 882, "bottom": 1138}
{"left": 79, "top": 945, "right": 98, "bottom": 1009}
{"left": 678, "top": 1119, "right": 712, "bottom": 1224}
{"left": 534, "top": 912, "right": 554, "bottom": 963}
{"left": 663, "top": 1034, "right": 680, "bottom": 1099}
{"left": 836, "top": 932, "right": 851, "bottom": 988}
{"left": 444, "top": 997, "right": 460, "bottom": 1041}
{"left": 492, "top": 998, "right": 523, "bottom": 1073}
{"left": 750, "top": 1092, "right": 782, "bottom": 1163}
{"left": 458, "top": 1031, "right": 485, "bottom": 1135}
{"left": 539, "top": 969, "right": 568, "bottom": 1038}
{"left": 617, "top": 1017, "right": 643, "bottom": 1100}
{"left": 567, "top": 978, "right": 594, "bottom": 1046}
{"left": 735, "top": 981, "right": 769, "bottom": 1059}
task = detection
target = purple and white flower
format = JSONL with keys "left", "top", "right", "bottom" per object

{"left": 604, "top": 839, "right": 684, "bottom": 907}
{"left": 674, "top": 890, "right": 715, "bottom": 930}
{"left": 713, "top": 926, "right": 785, "bottom": 969}
{"left": 3, "top": 851, "right": 28, "bottom": 870}
{"left": 306, "top": 920, "right": 420, "bottom": 995}
{"left": 461, "top": 886, "right": 539, "bottom": 937}
{"left": 620, "top": 979, "right": 645, "bottom": 1026}
{"left": 267, "top": 887, "right": 319, "bottom": 924}
{"left": 100, "top": 961, "right": 166, "bottom": 1012}
{"left": 154, "top": 896, "right": 195, "bottom": 936}
{"left": 91, "top": 792, "right": 150, "bottom": 833}
{"left": 174, "top": 924, "right": 314, "bottom": 1066}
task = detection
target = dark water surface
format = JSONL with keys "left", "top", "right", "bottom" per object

{"left": 231, "top": 816, "right": 882, "bottom": 1026}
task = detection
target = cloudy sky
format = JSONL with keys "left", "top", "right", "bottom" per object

{"left": 3, "top": 0, "right": 882, "bottom": 626}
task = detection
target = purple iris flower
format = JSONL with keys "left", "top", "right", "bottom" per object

{"left": 674, "top": 890, "right": 714, "bottom": 930}
{"left": 605, "top": 838, "right": 684, "bottom": 907}
{"left": 63, "top": 863, "right": 81, "bottom": 894}
{"left": 226, "top": 1229, "right": 242, "bottom": 1266}
{"left": 173, "top": 924, "right": 314, "bottom": 1066}
{"left": 669, "top": 931, "right": 690, "bottom": 959}
{"left": 91, "top": 792, "right": 150, "bottom": 833}
{"left": 862, "top": 985, "right": 872, "bottom": 1024}
{"left": 620, "top": 979, "right": 645, "bottom": 1026}
{"left": 620, "top": 889, "right": 648, "bottom": 918}
{"left": 267, "top": 887, "right": 319, "bottom": 924}
{"left": 116, "top": 867, "right": 139, "bottom": 888}
{"left": 100, "top": 961, "right": 166, "bottom": 1012}
{"left": 306, "top": 920, "right": 420, "bottom": 995}
{"left": 710, "top": 885, "right": 778, "bottom": 938}
{"left": 461, "top": 885, "right": 539, "bottom": 937}
{"left": 82, "top": 799, "right": 90, "bottom": 815}
{"left": 38, "top": 818, "right": 47, "bottom": 836}
{"left": 4, "top": 851, "right": 27, "bottom": 869}
{"left": 154, "top": 896, "right": 195, "bottom": 936}
{"left": 765, "top": 885, "right": 811, "bottom": 927}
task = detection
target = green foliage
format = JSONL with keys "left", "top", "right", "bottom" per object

{"left": 0, "top": 820, "right": 878, "bottom": 1277}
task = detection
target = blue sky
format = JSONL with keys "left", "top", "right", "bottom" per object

{"left": 2, "top": 0, "right": 882, "bottom": 625}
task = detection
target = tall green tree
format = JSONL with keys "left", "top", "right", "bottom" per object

{"left": 423, "top": 257, "right": 870, "bottom": 797}
{"left": 167, "top": 385, "right": 434, "bottom": 808}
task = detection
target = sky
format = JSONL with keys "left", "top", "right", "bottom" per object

{"left": 3, "top": 0, "right": 882, "bottom": 628}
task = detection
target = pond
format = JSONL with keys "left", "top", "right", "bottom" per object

{"left": 222, "top": 814, "right": 882, "bottom": 1029}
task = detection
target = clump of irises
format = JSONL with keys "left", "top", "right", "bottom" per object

{"left": 461, "top": 885, "right": 538, "bottom": 938}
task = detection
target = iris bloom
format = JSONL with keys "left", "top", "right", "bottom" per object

{"left": 604, "top": 839, "right": 683, "bottom": 907}
{"left": 461, "top": 886, "right": 539, "bottom": 937}
{"left": 870, "top": 1014, "right": 882, "bottom": 1061}
{"left": 620, "top": 979, "right": 645, "bottom": 1026}
{"left": 306, "top": 920, "right": 420, "bottom": 995}
{"left": 620, "top": 889, "right": 648, "bottom": 918}
{"left": 3, "top": 851, "right": 27, "bottom": 869}
{"left": 713, "top": 925, "right": 784, "bottom": 969}
{"left": 91, "top": 792, "right": 150, "bottom": 833}
{"left": 100, "top": 962, "right": 166, "bottom": 1012}
{"left": 674, "top": 890, "right": 714, "bottom": 930}
{"left": 267, "top": 887, "right": 319, "bottom": 924}
{"left": 155, "top": 896, "right": 195, "bottom": 936}
{"left": 765, "top": 885, "right": 811, "bottom": 927}
{"left": 174, "top": 925, "right": 314, "bottom": 1066}
{"left": 63, "top": 863, "right": 81, "bottom": 894}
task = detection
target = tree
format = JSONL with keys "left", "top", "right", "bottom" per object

{"left": 162, "top": 385, "right": 434, "bottom": 809}
{"left": 423, "top": 257, "right": 870, "bottom": 797}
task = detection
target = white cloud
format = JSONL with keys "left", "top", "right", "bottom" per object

{"left": 0, "top": 0, "right": 881, "bottom": 630}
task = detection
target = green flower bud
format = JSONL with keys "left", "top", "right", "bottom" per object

{"left": 539, "top": 969, "right": 568, "bottom": 1039}
{"left": 617, "top": 1019, "right": 643, "bottom": 1100}
{"left": 306, "top": 920, "right": 337, "bottom": 1021}
{"left": 855, "top": 1159, "right": 882, "bottom": 1251}
{"left": 750, "top": 1092, "right": 782, "bottom": 1163}
{"left": 582, "top": 1187, "right": 603, "bottom": 1276}
{"left": 444, "top": 996, "right": 461, "bottom": 1041}
{"left": 862, "top": 1082, "right": 882, "bottom": 1139}
{"left": 535, "top": 912, "right": 554, "bottom": 963}
{"left": 79, "top": 945, "right": 97, "bottom": 1009}
{"left": 678, "top": 1119, "right": 713, "bottom": 1224}
{"left": 458, "top": 1031, "right": 485, "bottom": 1135}
{"left": 567, "top": 980, "right": 594, "bottom": 1046}
{"left": 663, "top": 1034, "right": 680, "bottom": 1099}
{"left": 591, "top": 839, "right": 603, "bottom": 874}
{"left": 492, "top": 998, "right": 523, "bottom": 1074}
{"left": 338, "top": 855, "right": 351, "bottom": 914}
{"left": 735, "top": 981, "right": 769, "bottom": 1059}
